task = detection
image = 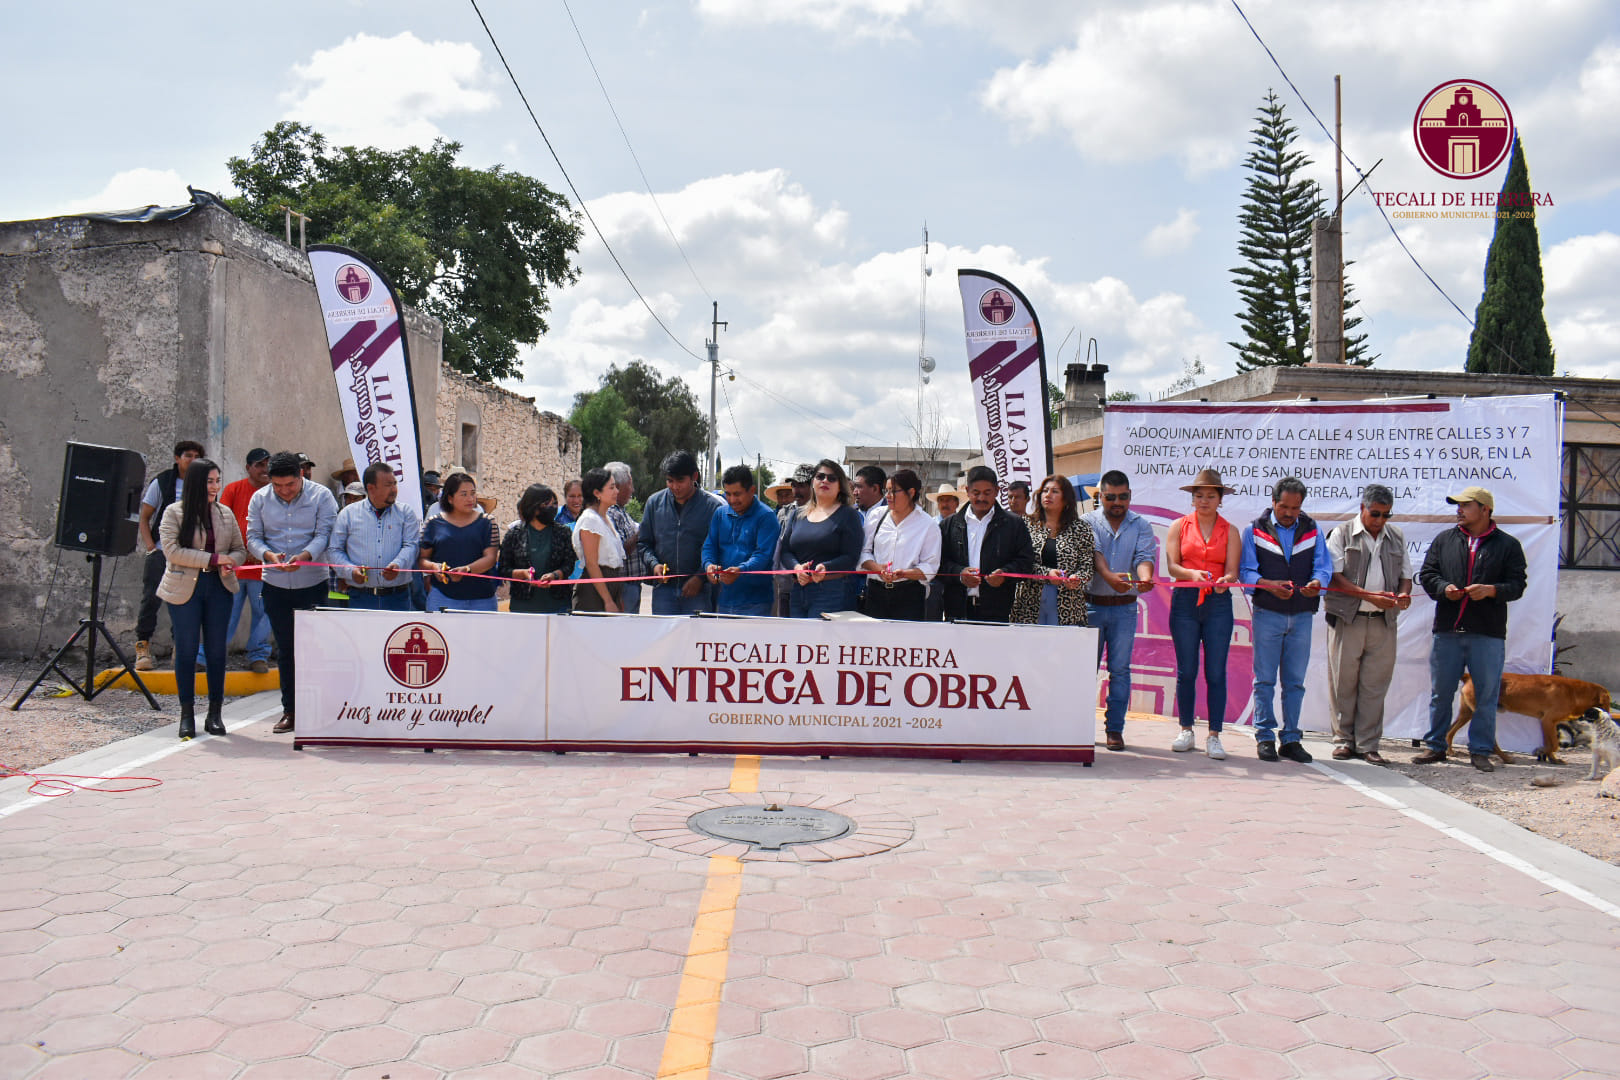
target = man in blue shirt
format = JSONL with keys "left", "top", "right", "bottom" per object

{"left": 1239, "top": 476, "right": 1334, "bottom": 763}
{"left": 639, "top": 451, "right": 724, "bottom": 615}
{"left": 1082, "top": 470, "right": 1159, "bottom": 753}
{"left": 703, "top": 465, "right": 782, "bottom": 617}
{"left": 248, "top": 451, "right": 338, "bottom": 733}
{"left": 330, "top": 463, "right": 421, "bottom": 613}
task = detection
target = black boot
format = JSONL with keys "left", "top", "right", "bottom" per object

{"left": 178, "top": 701, "right": 196, "bottom": 739}
{"left": 204, "top": 700, "right": 226, "bottom": 736}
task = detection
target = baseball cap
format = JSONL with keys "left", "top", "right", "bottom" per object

{"left": 422, "top": 470, "right": 443, "bottom": 487}
{"left": 791, "top": 463, "right": 816, "bottom": 485}
{"left": 245, "top": 447, "right": 271, "bottom": 466}
{"left": 343, "top": 481, "right": 365, "bottom": 499}
{"left": 1445, "top": 485, "right": 1495, "bottom": 510}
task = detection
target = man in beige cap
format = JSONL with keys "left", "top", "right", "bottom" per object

{"left": 1413, "top": 485, "right": 1527, "bottom": 772}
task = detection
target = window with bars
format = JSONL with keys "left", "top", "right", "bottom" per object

{"left": 1561, "top": 443, "right": 1620, "bottom": 569}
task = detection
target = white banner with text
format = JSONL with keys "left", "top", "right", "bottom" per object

{"left": 295, "top": 610, "right": 1097, "bottom": 762}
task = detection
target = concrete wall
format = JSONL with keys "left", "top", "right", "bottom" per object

{"left": 1553, "top": 570, "right": 1620, "bottom": 692}
{"left": 434, "top": 366, "right": 581, "bottom": 521}
{"left": 0, "top": 205, "right": 447, "bottom": 656}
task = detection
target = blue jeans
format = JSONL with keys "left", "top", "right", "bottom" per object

{"left": 621, "top": 581, "right": 642, "bottom": 616}
{"left": 1088, "top": 602, "right": 1138, "bottom": 734}
{"left": 790, "top": 579, "right": 850, "bottom": 619}
{"left": 348, "top": 588, "right": 414, "bottom": 612}
{"left": 1251, "top": 607, "right": 1313, "bottom": 745}
{"left": 653, "top": 581, "right": 714, "bottom": 615}
{"left": 426, "top": 589, "right": 499, "bottom": 613}
{"left": 1037, "top": 583, "right": 1061, "bottom": 625}
{"left": 1169, "top": 589, "right": 1233, "bottom": 731}
{"left": 169, "top": 572, "right": 233, "bottom": 707}
{"left": 719, "top": 599, "right": 774, "bottom": 617}
{"left": 198, "top": 577, "right": 270, "bottom": 664}
{"left": 1425, "top": 632, "right": 1507, "bottom": 755}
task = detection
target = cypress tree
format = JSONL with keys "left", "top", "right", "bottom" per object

{"left": 1230, "top": 91, "right": 1373, "bottom": 369}
{"left": 1466, "top": 136, "right": 1554, "bottom": 374}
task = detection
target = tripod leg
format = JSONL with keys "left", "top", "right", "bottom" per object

{"left": 10, "top": 621, "right": 93, "bottom": 710}
{"left": 91, "top": 622, "right": 161, "bottom": 710}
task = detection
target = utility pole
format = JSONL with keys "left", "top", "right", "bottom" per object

{"left": 706, "top": 301, "right": 727, "bottom": 483}
{"left": 1311, "top": 75, "right": 1346, "bottom": 365}
{"left": 1335, "top": 74, "right": 1345, "bottom": 364}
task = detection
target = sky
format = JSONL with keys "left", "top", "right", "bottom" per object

{"left": 6, "top": 0, "right": 1619, "bottom": 475}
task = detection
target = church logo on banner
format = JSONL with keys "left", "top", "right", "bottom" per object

{"left": 307, "top": 245, "right": 427, "bottom": 522}
{"left": 385, "top": 623, "right": 449, "bottom": 689}
{"left": 957, "top": 269, "right": 1053, "bottom": 505}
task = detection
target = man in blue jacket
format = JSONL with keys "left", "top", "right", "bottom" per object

{"left": 703, "top": 465, "right": 782, "bottom": 616}
{"left": 639, "top": 450, "right": 725, "bottom": 615}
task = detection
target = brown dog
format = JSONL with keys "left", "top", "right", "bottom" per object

{"left": 1446, "top": 673, "right": 1612, "bottom": 764}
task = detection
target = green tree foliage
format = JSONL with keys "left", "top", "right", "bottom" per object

{"left": 572, "top": 361, "right": 711, "bottom": 500}
{"left": 1467, "top": 137, "right": 1555, "bottom": 375}
{"left": 226, "top": 121, "right": 583, "bottom": 381}
{"left": 1230, "top": 92, "right": 1372, "bottom": 369}
{"left": 568, "top": 385, "right": 647, "bottom": 476}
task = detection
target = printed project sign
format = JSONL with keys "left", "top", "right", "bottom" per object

{"left": 295, "top": 610, "right": 1096, "bottom": 763}
{"left": 1100, "top": 395, "right": 1561, "bottom": 751}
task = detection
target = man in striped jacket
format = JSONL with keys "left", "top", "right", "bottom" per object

{"left": 1240, "top": 476, "right": 1334, "bottom": 763}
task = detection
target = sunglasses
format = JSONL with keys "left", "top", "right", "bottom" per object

{"left": 1367, "top": 510, "right": 1394, "bottom": 519}
{"left": 1101, "top": 493, "right": 1131, "bottom": 502}
{"left": 814, "top": 472, "right": 838, "bottom": 483}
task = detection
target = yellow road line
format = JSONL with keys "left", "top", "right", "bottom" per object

{"left": 655, "top": 755, "right": 760, "bottom": 1080}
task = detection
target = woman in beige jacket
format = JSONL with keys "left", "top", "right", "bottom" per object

{"left": 158, "top": 459, "right": 247, "bottom": 737}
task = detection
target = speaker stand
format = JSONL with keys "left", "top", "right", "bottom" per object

{"left": 11, "top": 554, "right": 161, "bottom": 711}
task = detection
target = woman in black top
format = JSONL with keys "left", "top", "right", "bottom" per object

{"left": 499, "top": 484, "right": 578, "bottom": 614}
{"left": 781, "top": 459, "right": 864, "bottom": 618}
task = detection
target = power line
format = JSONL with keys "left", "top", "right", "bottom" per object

{"left": 731, "top": 369, "right": 895, "bottom": 448}
{"left": 719, "top": 375, "right": 750, "bottom": 460}
{"left": 557, "top": 0, "right": 714, "bottom": 303}
{"left": 468, "top": 0, "right": 704, "bottom": 364}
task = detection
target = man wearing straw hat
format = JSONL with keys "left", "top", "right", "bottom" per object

{"left": 1239, "top": 476, "right": 1333, "bottom": 763}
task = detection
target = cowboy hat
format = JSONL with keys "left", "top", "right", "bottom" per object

{"left": 330, "top": 457, "right": 359, "bottom": 483}
{"left": 927, "top": 481, "right": 967, "bottom": 510}
{"left": 1179, "top": 467, "right": 1235, "bottom": 495}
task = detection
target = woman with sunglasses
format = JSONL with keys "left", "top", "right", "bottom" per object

{"left": 857, "top": 469, "right": 940, "bottom": 621}
{"left": 1164, "top": 467, "right": 1242, "bottom": 760}
{"left": 781, "top": 459, "right": 864, "bottom": 618}
{"left": 1011, "top": 474, "right": 1095, "bottom": 626}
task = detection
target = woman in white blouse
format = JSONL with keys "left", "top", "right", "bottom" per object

{"left": 572, "top": 468, "right": 627, "bottom": 613}
{"left": 858, "top": 468, "right": 941, "bottom": 621}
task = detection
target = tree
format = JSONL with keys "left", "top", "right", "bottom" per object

{"left": 568, "top": 385, "right": 647, "bottom": 476}
{"left": 1467, "top": 136, "right": 1555, "bottom": 375}
{"left": 572, "top": 361, "right": 710, "bottom": 499}
{"left": 226, "top": 121, "right": 583, "bottom": 381}
{"left": 1229, "top": 92, "right": 1372, "bottom": 369}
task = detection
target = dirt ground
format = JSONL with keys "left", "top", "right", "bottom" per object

{"left": 3, "top": 655, "right": 1617, "bottom": 867}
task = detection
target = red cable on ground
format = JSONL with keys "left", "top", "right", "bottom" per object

{"left": 0, "top": 763, "right": 163, "bottom": 799}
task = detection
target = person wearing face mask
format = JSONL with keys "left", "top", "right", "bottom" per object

{"left": 499, "top": 483, "right": 578, "bottom": 614}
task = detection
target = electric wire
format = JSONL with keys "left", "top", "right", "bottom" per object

{"left": 557, "top": 0, "right": 714, "bottom": 303}
{"left": 1227, "top": 0, "right": 1620, "bottom": 440}
{"left": 731, "top": 369, "right": 895, "bottom": 448}
{"left": 468, "top": 0, "right": 705, "bottom": 364}
{"left": 719, "top": 376, "right": 750, "bottom": 461}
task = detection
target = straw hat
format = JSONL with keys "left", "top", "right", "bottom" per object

{"left": 1179, "top": 468, "right": 1235, "bottom": 495}
{"left": 330, "top": 457, "right": 359, "bottom": 484}
{"left": 927, "top": 482, "right": 967, "bottom": 511}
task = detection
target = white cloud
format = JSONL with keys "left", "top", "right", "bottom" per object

{"left": 41, "top": 168, "right": 195, "bottom": 218}
{"left": 511, "top": 170, "right": 1219, "bottom": 465}
{"left": 697, "top": 0, "right": 923, "bottom": 39}
{"left": 281, "top": 32, "right": 499, "bottom": 149}
{"left": 1143, "top": 209, "right": 1200, "bottom": 255}
{"left": 1545, "top": 231, "right": 1620, "bottom": 376}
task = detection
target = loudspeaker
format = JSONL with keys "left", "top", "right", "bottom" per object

{"left": 55, "top": 442, "right": 146, "bottom": 556}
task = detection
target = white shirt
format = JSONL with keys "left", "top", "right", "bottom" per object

{"left": 573, "top": 507, "right": 626, "bottom": 568}
{"left": 964, "top": 505, "right": 993, "bottom": 597}
{"left": 861, "top": 507, "right": 941, "bottom": 581}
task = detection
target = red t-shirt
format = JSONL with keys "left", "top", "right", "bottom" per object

{"left": 219, "top": 478, "right": 263, "bottom": 580}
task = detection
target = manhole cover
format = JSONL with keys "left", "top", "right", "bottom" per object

{"left": 688, "top": 804, "right": 854, "bottom": 850}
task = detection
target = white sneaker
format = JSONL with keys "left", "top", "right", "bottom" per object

{"left": 1172, "top": 728, "right": 1195, "bottom": 752}
{"left": 1206, "top": 734, "right": 1226, "bottom": 760}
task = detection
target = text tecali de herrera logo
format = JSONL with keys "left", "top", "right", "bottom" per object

{"left": 385, "top": 623, "right": 448, "bottom": 689}
{"left": 335, "top": 263, "right": 374, "bottom": 305}
{"left": 979, "top": 289, "right": 1016, "bottom": 326}
{"left": 1413, "top": 79, "right": 1514, "bottom": 180}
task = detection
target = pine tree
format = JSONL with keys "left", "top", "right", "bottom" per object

{"left": 1467, "top": 136, "right": 1554, "bottom": 374}
{"left": 1229, "top": 91, "right": 1373, "bottom": 369}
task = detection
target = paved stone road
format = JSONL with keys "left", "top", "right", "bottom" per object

{"left": 2, "top": 695, "right": 1618, "bottom": 1078}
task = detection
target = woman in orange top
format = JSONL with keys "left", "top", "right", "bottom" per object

{"left": 1164, "top": 468, "right": 1242, "bottom": 760}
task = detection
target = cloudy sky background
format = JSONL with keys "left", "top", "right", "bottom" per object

{"left": 6, "top": 0, "right": 1619, "bottom": 471}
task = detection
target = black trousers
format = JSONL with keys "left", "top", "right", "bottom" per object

{"left": 137, "top": 550, "right": 167, "bottom": 641}
{"left": 863, "top": 579, "right": 927, "bottom": 621}
{"left": 261, "top": 582, "right": 326, "bottom": 715}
